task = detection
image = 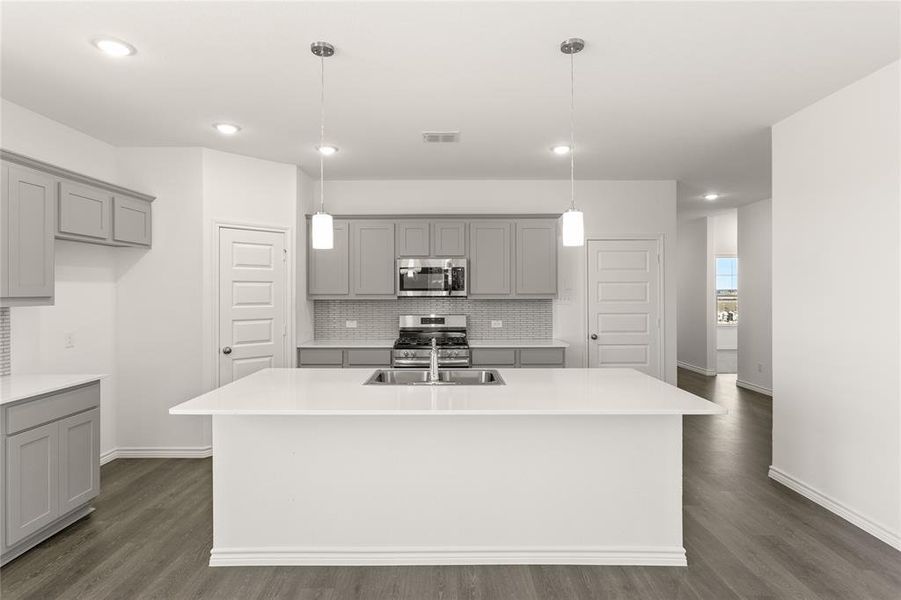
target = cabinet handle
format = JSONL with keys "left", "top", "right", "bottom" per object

{"left": 590, "top": 334, "right": 598, "bottom": 340}
{"left": 222, "top": 346, "right": 232, "bottom": 355}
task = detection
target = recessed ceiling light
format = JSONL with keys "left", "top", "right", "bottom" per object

{"left": 551, "top": 145, "right": 571, "bottom": 155}
{"left": 92, "top": 37, "right": 136, "bottom": 57}
{"left": 317, "top": 145, "right": 339, "bottom": 156}
{"left": 704, "top": 193, "right": 719, "bottom": 201}
{"left": 213, "top": 123, "right": 241, "bottom": 135}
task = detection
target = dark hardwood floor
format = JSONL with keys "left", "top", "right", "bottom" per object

{"left": 2, "top": 369, "right": 899, "bottom": 599}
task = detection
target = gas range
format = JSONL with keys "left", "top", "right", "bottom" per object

{"left": 392, "top": 315, "right": 471, "bottom": 368}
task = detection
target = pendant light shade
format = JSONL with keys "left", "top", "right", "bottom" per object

{"left": 560, "top": 37, "right": 585, "bottom": 247}
{"left": 311, "top": 41, "right": 335, "bottom": 249}
{"left": 561, "top": 208, "right": 584, "bottom": 247}
{"left": 311, "top": 212, "right": 334, "bottom": 250}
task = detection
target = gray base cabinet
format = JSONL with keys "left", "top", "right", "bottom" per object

{"left": 1, "top": 381, "right": 101, "bottom": 565}
{"left": 471, "top": 347, "right": 566, "bottom": 368}
{"left": 298, "top": 348, "right": 392, "bottom": 368}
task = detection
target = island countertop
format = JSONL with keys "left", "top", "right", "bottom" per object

{"left": 170, "top": 368, "right": 724, "bottom": 416}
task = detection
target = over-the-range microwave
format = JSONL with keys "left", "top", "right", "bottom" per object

{"left": 397, "top": 258, "right": 467, "bottom": 297}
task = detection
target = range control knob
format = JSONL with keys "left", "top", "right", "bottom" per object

{"left": 447, "top": 350, "right": 458, "bottom": 358}
{"left": 403, "top": 350, "right": 414, "bottom": 358}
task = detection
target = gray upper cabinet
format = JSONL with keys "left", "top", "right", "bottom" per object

{"left": 352, "top": 221, "right": 395, "bottom": 297}
{"left": 469, "top": 220, "right": 513, "bottom": 297}
{"left": 1, "top": 163, "right": 55, "bottom": 304}
{"left": 58, "top": 181, "right": 111, "bottom": 241}
{"left": 431, "top": 221, "right": 467, "bottom": 256}
{"left": 308, "top": 219, "right": 349, "bottom": 296}
{"left": 112, "top": 196, "right": 152, "bottom": 247}
{"left": 397, "top": 221, "right": 430, "bottom": 257}
{"left": 515, "top": 219, "right": 558, "bottom": 296}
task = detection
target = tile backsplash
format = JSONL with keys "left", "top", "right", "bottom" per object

{"left": 314, "top": 299, "right": 552, "bottom": 341}
{"left": 0, "top": 308, "right": 10, "bottom": 376}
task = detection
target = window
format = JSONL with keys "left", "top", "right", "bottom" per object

{"left": 716, "top": 257, "right": 738, "bottom": 325}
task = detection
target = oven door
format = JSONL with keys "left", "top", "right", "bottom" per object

{"left": 397, "top": 259, "right": 452, "bottom": 296}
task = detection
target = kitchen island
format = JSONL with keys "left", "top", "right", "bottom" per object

{"left": 170, "top": 367, "right": 723, "bottom": 567}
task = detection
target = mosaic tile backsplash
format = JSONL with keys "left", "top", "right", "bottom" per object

{"left": 314, "top": 299, "right": 553, "bottom": 341}
{"left": 0, "top": 308, "right": 10, "bottom": 376}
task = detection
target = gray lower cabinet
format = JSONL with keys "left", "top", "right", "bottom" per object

{"left": 308, "top": 220, "right": 350, "bottom": 296}
{"left": 471, "top": 347, "right": 565, "bottom": 368}
{"left": 469, "top": 220, "right": 513, "bottom": 297}
{"left": 298, "top": 348, "right": 392, "bottom": 368}
{"left": 1, "top": 163, "right": 55, "bottom": 305}
{"left": 431, "top": 221, "right": 467, "bottom": 256}
{"left": 58, "top": 181, "right": 111, "bottom": 241}
{"left": 112, "top": 195, "right": 152, "bottom": 246}
{"left": 515, "top": 219, "right": 557, "bottom": 297}
{"left": 351, "top": 221, "right": 395, "bottom": 297}
{"left": 397, "top": 221, "right": 430, "bottom": 257}
{"left": 1, "top": 381, "right": 101, "bottom": 564}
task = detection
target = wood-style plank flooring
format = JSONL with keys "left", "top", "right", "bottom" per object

{"left": 2, "top": 369, "right": 899, "bottom": 599}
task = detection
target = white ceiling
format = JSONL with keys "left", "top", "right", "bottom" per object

{"left": 1, "top": 1, "right": 898, "bottom": 210}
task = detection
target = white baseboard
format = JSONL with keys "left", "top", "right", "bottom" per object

{"left": 209, "top": 545, "right": 687, "bottom": 567}
{"left": 736, "top": 379, "right": 773, "bottom": 397}
{"left": 101, "top": 446, "right": 212, "bottom": 464}
{"left": 677, "top": 361, "right": 715, "bottom": 377}
{"left": 768, "top": 466, "right": 900, "bottom": 550}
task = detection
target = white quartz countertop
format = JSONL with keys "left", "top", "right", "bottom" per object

{"left": 170, "top": 368, "right": 724, "bottom": 416}
{"left": 298, "top": 339, "right": 569, "bottom": 348}
{"left": 0, "top": 374, "right": 105, "bottom": 406}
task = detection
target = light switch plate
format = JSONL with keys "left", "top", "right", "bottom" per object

{"left": 490, "top": 320, "right": 503, "bottom": 328}
{"left": 345, "top": 320, "right": 358, "bottom": 329}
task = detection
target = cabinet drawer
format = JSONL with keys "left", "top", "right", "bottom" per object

{"left": 4, "top": 382, "right": 100, "bottom": 435}
{"left": 519, "top": 348, "right": 565, "bottom": 366}
{"left": 298, "top": 349, "right": 344, "bottom": 366}
{"left": 471, "top": 349, "right": 516, "bottom": 366}
{"left": 345, "top": 349, "right": 391, "bottom": 366}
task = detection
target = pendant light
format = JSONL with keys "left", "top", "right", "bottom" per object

{"left": 560, "top": 38, "right": 585, "bottom": 247}
{"left": 311, "top": 41, "right": 335, "bottom": 250}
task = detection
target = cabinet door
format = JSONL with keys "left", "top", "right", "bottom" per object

{"left": 112, "top": 196, "right": 152, "bottom": 246}
{"left": 431, "top": 221, "right": 467, "bottom": 256}
{"left": 58, "top": 408, "right": 100, "bottom": 514}
{"left": 1, "top": 164, "right": 55, "bottom": 299}
{"left": 58, "top": 181, "right": 111, "bottom": 241}
{"left": 352, "top": 221, "right": 395, "bottom": 296}
{"left": 397, "top": 222, "right": 430, "bottom": 257}
{"left": 469, "top": 221, "right": 513, "bottom": 296}
{"left": 515, "top": 220, "right": 558, "bottom": 296}
{"left": 308, "top": 220, "right": 349, "bottom": 296}
{"left": 6, "top": 422, "right": 60, "bottom": 546}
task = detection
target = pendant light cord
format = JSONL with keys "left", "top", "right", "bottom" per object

{"left": 319, "top": 55, "right": 325, "bottom": 214}
{"left": 569, "top": 50, "right": 575, "bottom": 211}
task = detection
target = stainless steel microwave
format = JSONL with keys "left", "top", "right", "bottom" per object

{"left": 397, "top": 258, "right": 467, "bottom": 297}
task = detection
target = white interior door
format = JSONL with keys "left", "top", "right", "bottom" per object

{"left": 587, "top": 239, "right": 662, "bottom": 378}
{"left": 218, "top": 227, "right": 287, "bottom": 385}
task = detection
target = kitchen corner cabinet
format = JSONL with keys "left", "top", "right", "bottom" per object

{"left": 1, "top": 381, "right": 101, "bottom": 565}
{"left": 469, "top": 220, "right": 513, "bottom": 297}
{"left": 352, "top": 221, "right": 395, "bottom": 297}
{"left": 1, "top": 163, "right": 55, "bottom": 306}
{"left": 515, "top": 219, "right": 557, "bottom": 297}
{"left": 308, "top": 219, "right": 350, "bottom": 296}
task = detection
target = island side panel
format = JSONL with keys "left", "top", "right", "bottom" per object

{"left": 211, "top": 414, "right": 684, "bottom": 566}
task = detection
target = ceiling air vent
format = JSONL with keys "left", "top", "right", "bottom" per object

{"left": 422, "top": 131, "right": 460, "bottom": 144}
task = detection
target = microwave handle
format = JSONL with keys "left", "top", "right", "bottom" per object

{"left": 445, "top": 268, "right": 452, "bottom": 294}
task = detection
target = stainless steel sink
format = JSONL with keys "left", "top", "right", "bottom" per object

{"left": 364, "top": 369, "right": 505, "bottom": 386}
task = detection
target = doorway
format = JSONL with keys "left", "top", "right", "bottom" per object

{"left": 586, "top": 238, "right": 663, "bottom": 379}
{"left": 216, "top": 226, "right": 289, "bottom": 386}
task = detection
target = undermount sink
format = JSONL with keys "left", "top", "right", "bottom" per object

{"left": 364, "top": 369, "right": 505, "bottom": 386}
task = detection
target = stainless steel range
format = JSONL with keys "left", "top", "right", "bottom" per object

{"left": 392, "top": 315, "right": 470, "bottom": 368}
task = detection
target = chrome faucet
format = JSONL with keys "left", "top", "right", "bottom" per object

{"left": 429, "top": 337, "right": 439, "bottom": 383}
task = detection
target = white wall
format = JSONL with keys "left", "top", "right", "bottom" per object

{"left": 1, "top": 100, "right": 120, "bottom": 457}
{"left": 310, "top": 179, "right": 678, "bottom": 382}
{"left": 772, "top": 61, "right": 900, "bottom": 548}
{"left": 677, "top": 217, "right": 712, "bottom": 374}
{"left": 737, "top": 199, "right": 772, "bottom": 393}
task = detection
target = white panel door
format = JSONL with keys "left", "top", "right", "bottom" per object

{"left": 587, "top": 239, "right": 662, "bottom": 378}
{"left": 219, "top": 227, "right": 287, "bottom": 385}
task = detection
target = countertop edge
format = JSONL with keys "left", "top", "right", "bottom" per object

{"left": 1, "top": 374, "right": 107, "bottom": 405}
{"left": 170, "top": 408, "right": 726, "bottom": 417}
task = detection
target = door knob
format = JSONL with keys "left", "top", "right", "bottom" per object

{"left": 222, "top": 346, "right": 232, "bottom": 355}
{"left": 590, "top": 334, "right": 598, "bottom": 340}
